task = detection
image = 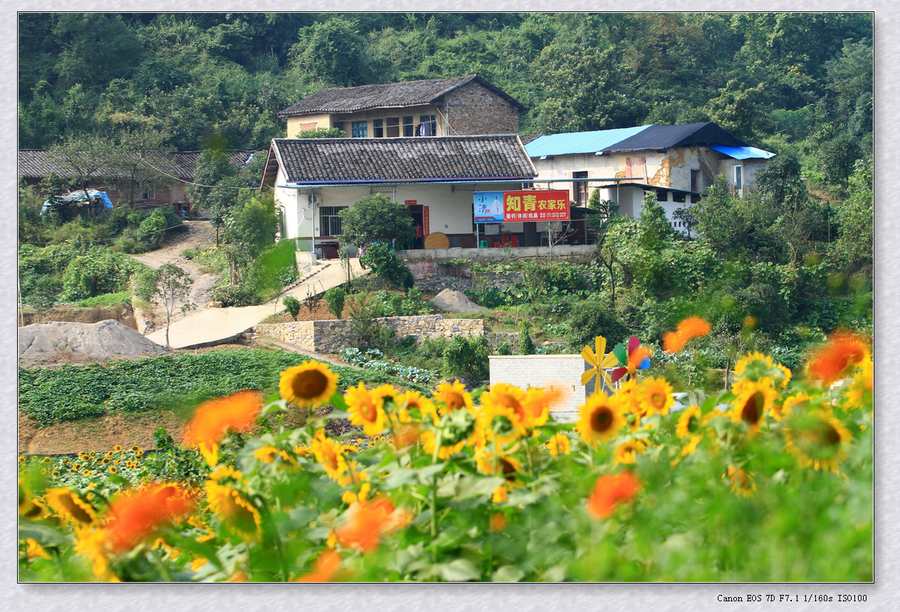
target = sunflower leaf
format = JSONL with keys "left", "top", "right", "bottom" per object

{"left": 329, "top": 391, "right": 349, "bottom": 411}
{"left": 493, "top": 565, "right": 525, "bottom": 582}
{"left": 18, "top": 522, "right": 72, "bottom": 547}
{"left": 437, "top": 558, "right": 481, "bottom": 581}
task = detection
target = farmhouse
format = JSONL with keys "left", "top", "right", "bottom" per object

{"left": 277, "top": 74, "right": 523, "bottom": 139}
{"left": 17, "top": 149, "right": 259, "bottom": 214}
{"left": 525, "top": 122, "right": 775, "bottom": 232}
{"left": 259, "top": 135, "right": 538, "bottom": 258}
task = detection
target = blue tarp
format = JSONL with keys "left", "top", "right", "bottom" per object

{"left": 710, "top": 145, "right": 776, "bottom": 160}
{"left": 525, "top": 125, "right": 652, "bottom": 157}
{"left": 41, "top": 190, "right": 114, "bottom": 215}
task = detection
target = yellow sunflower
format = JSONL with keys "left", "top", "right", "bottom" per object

{"left": 434, "top": 380, "right": 475, "bottom": 416}
{"left": 577, "top": 392, "right": 627, "bottom": 447}
{"left": 310, "top": 430, "right": 349, "bottom": 482}
{"left": 475, "top": 448, "right": 522, "bottom": 483}
{"left": 636, "top": 376, "right": 674, "bottom": 417}
{"left": 279, "top": 361, "right": 339, "bottom": 408}
{"left": 205, "top": 478, "right": 262, "bottom": 539}
{"left": 344, "top": 382, "right": 389, "bottom": 437}
{"left": 784, "top": 409, "right": 853, "bottom": 473}
{"left": 733, "top": 351, "right": 776, "bottom": 381}
{"left": 731, "top": 378, "right": 778, "bottom": 433}
{"left": 44, "top": 488, "right": 99, "bottom": 526}
{"left": 844, "top": 357, "right": 873, "bottom": 411}
{"left": 73, "top": 526, "right": 119, "bottom": 581}
{"left": 546, "top": 432, "right": 571, "bottom": 457}
{"left": 476, "top": 395, "right": 528, "bottom": 448}
{"left": 676, "top": 405, "right": 703, "bottom": 439}
{"left": 614, "top": 438, "right": 648, "bottom": 465}
{"left": 725, "top": 466, "right": 756, "bottom": 498}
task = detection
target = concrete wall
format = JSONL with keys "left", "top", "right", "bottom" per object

{"left": 255, "top": 314, "right": 484, "bottom": 354}
{"left": 399, "top": 244, "right": 595, "bottom": 264}
{"left": 489, "top": 355, "right": 587, "bottom": 422}
{"left": 443, "top": 81, "right": 519, "bottom": 135}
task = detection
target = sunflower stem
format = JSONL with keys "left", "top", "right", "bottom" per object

{"left": 430, "top": 472, "right": 439, "bottom": 563}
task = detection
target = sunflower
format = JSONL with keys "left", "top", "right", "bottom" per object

{"left": 546, "top": 432, "right": 571, "bottom": 457}
{"left": 480, "top": 382, "right": 529, "bottom": 426}
{"left": 433, "top": 380, "right": 475, "bottom": 416}
{"left": 577, "top": 392, "right": 627, "bottom": 446}
{"left": 44, "top": 488, "right": 99, "bottom": 526}
{"left": 844, "top": 357, "right": 873, "bottom": 411}
{"left": 279, "top": 361, "right": 339, "bottom": 408}
{"left": 420, "top": 428, "right": 467, "bottom": 459}
{"left": 395, "top": 390, "right": 437, "bottom": 425}
{"left": 183, "top": 391, "right": 264, "bottom": 466}
{"left": 636, "top": 377, "right": 674, "bottom": 417}
{"left": 676, "top": 405, "right": 703, "bottom": 439}
{"left": 205, "top": 471, "right": 261, "bottom": 539}
{"left": 734, "top": 352, "right": 775, "bottom": 380}
{"left": 614, "top": 438, "right": 648, "bottom": 465}
{"left": 586, "top": 471, "right": 642, "bottom": 519}
{"left": 476, "top": 395, "right": 528, "bottom": 447}
{"left": 806, "top": 330, "right": 871, "bottom": 384}
{"left": 475, "top": 449, "right": 522, "bottom": 483}
{"left": 103, "top": 484, "right": 194, "bottom": 552}
{"left": 344, "top": 382, "right": 390, "bottom": 437}
{"left": 73, "top": 526, "right": 119, "bottom": 581}
{"left": 784, "top": 409, "right": 853, "bottom": 473}
{"left": 520, "top": 385, "right": 566, "bottom": 428}
{"left": 310, "top": 430, "right": 349, "bottom": 482}
{"left": 113, "top": 445, "right": 122, "bottom": 452}
{"left": 731, "top": 378, "right": 778, "bottom": 433}
{"left": 725, "top": 466, "right": 756, "bottom": 498}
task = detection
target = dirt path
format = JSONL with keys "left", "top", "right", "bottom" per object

{"left": 130, "top": 221, "right": 220, "bottom": 333}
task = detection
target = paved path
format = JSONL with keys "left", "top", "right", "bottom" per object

{"left": 146, "top": 258, "right": 367, "bottom": 350}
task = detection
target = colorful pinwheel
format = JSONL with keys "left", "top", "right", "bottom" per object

{"left": 610, "top": 336, "right": 651, "bottom": 383}
{"left": 581, "top": 335, "right": 619, "bottom": 389}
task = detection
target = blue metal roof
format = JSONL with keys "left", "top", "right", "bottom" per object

{"left": 525, "top": 125, "right": 652, "bottom": 158}
{"left": 710, "top": 145, "right": 776, "bottom": 160}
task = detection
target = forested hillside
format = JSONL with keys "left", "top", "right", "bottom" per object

{"left": 19, "top": 13, "right": 872, "bottom": 168}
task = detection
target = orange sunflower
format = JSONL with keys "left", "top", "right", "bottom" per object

{"left": 183, "top": 391, "right": 264, "bottom": 466}
{"left": 344, "top": 382, "right": 390, "bottom": 437}
{"left": 586, "top": 471, "right": 642, "bottom": 519}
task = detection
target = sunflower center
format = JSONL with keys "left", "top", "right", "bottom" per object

{"left": 500, "top": 458, "right": 517, "bottom": 481}
{"left": 293, "top": 370, "right": 329, "bottom": 399}
{"left": 820, "top": 423, "right": 841, "bottom": 446}
{"left": 360, "top": 401, "right": 378, "bottom": 422}
{"left": 590, "top": 407, "right": 613, "bottom": 432}
{"left": 445, "top": 393, "right": 463, "bottom": 411}
{"left": 651, "top": 392, "right": 664, "bottom": 408}
{"left": 741, "top": 392, "right": 763, "bottom": 424}
{"left": 687, "top": 415, "right": 699, "bottom": 434}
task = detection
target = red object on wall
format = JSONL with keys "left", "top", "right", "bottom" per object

{"left": 423, "top": 206, "right": 430, "bottom": 236}
{"left": 405, "top": 200, "right": 417, "bottom": 205}
{"left": 502, "top": 190, "right": 570, "bottom": 222}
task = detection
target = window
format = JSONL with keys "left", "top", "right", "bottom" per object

{"left": 141, "top": 186, "right": 155, "bottom": 199}
{"left": 386, "top": 117, "right": 400, "bottom": 138}
{"left": 573, "top": 171, "right": 588, "bottom": 207}
{"left": 352, "top": 121, "right": 367, "bottom": 138}
{"left": 733, "top": 165, "right": 743, "bottom": 194}
{"left": 332, "top": 122, "right": 344, "bottom": 134}
{"left": 673, "top": 191, "right": 686, "bottom": 204}
{"left": 319, "top": 206, "right": 347, "bottom": 237}
{"left": 373, "top": 119, "right": 384, "bottom": 138}
{"left": 691, "top": 169, "right": 700, "bottom": 192}
{"left": 416, "top": 115, "right": 437, "bottom": 136}
{"left": 403, "top": 116, "right": 414, "bottom": 136}
{"left": 655, "top": 189, "right": 668, "bottom": 202}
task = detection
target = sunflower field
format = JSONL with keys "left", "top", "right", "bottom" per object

{"left": 17, "top": 326, "right": 873, "bottom": 582}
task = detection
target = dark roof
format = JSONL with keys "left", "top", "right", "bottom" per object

{"left": 265, "top": 136, "right": 536, "bottom": 186}
{"left": 602, "top": 122, "right": 747, "bottom": 153}
{"left": 18, "top": 150, "right": 258, "bottom": 181}
{"left": 278, "top": 75, "right": 524, "bottom": 117}
{"left": 614, "top": 182, "right": 701, "bottom": 196}
{"left": 519, "top": 133, "right": 544, "bottom": 146}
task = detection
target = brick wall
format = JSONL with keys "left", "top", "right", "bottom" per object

{"left": 444, "top": 82, "right": 519, "bottom": 135}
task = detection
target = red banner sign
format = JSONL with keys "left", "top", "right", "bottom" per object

{"left": 502, "top": 190, "right": 570, "bottom": 222}
{"left": 423, "top": 206, "right": 430, "bottom": 236}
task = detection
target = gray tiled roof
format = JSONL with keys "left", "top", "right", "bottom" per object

{"left": 18, "top": 150, "right": 258, "bottom": 181}
{"left": 268, "top": 136, "right": 536, "bottom": 185}
{"left": 278, "top": 75, "right": 524, "bottom": 117}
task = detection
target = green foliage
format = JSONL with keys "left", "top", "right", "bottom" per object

{"left": 360, "top": 243, "right": 415, "bottom": 290}
{"left": 212, "top": 282, "right": 258, "bottom": 307}
{"left": 519, "top": 321, "right": 536, "bottom": 355}
{"left": 298, "top": 127, "right": 345, "bottom": 138}
{"left": 323, "top": 286, "right": 345, "bottom": 319}
{"left": 59, "top": 249, "right": 145, "bottom": 302}
{"left": 564, "top": 298, "right": 629, "bottom": 351}
{"left": 17, "top": 348, "right": 430, "bottom": 426}
{"left": 441, "top": 336, "right": 490, "bottom": 381}
{"left": 338, "top": 194, "right": 415, "bottom": 249}
{"left": 282, "top": 295, "right": 301, "bottom": 320}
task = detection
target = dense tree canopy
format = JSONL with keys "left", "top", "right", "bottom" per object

{"left": 18, "top": 12, "right": 872, "bottom": 157}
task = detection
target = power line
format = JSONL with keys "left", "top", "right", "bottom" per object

{"left": 138, "top": 158, "right": 261, "bottom": 191}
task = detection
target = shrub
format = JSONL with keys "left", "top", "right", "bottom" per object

{"left": 213, "top": 282, "right": 257, "bottom": 307}
{"left": 442, "top": 336, "right": 490, "bottom": 381}
{"left": 282, "top": 295, "right": 301, "bottom": 320}
{"left": 564, "top": 298, "right": 630, "bottom": 351}
{"left": 519, "top": 322, "right": 536, "bottom": 355}
{"left": 360, "top": 243, "right": 414, "bottom": 289}
{"left": 324, "top": 286, "right": 346, "bottom": 319}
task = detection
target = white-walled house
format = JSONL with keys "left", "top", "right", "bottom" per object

{"left": 260, "top": 135, "right": 537, "bottom": 257}
{"left": 525, "top": 122, "right": 775, "bottom": 233}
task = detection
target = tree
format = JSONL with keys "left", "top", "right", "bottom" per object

{"left": 152, "top": 264, "right": 194, "bottom": 349}
{"left": 108, "top": 126, "right": 172, "bottom": 207}
{"left": 338, "top": 193, "right": 415, "bottom": 250}
{"left": 46, "top": 134, "right": 117, "bottom": 209}
{"left": 187, "top": 147, "right": 239, "bottom": 244}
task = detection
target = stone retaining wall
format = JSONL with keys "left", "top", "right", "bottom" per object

{"left": 255, "top": 314, "right": 485, "bottom": 354}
